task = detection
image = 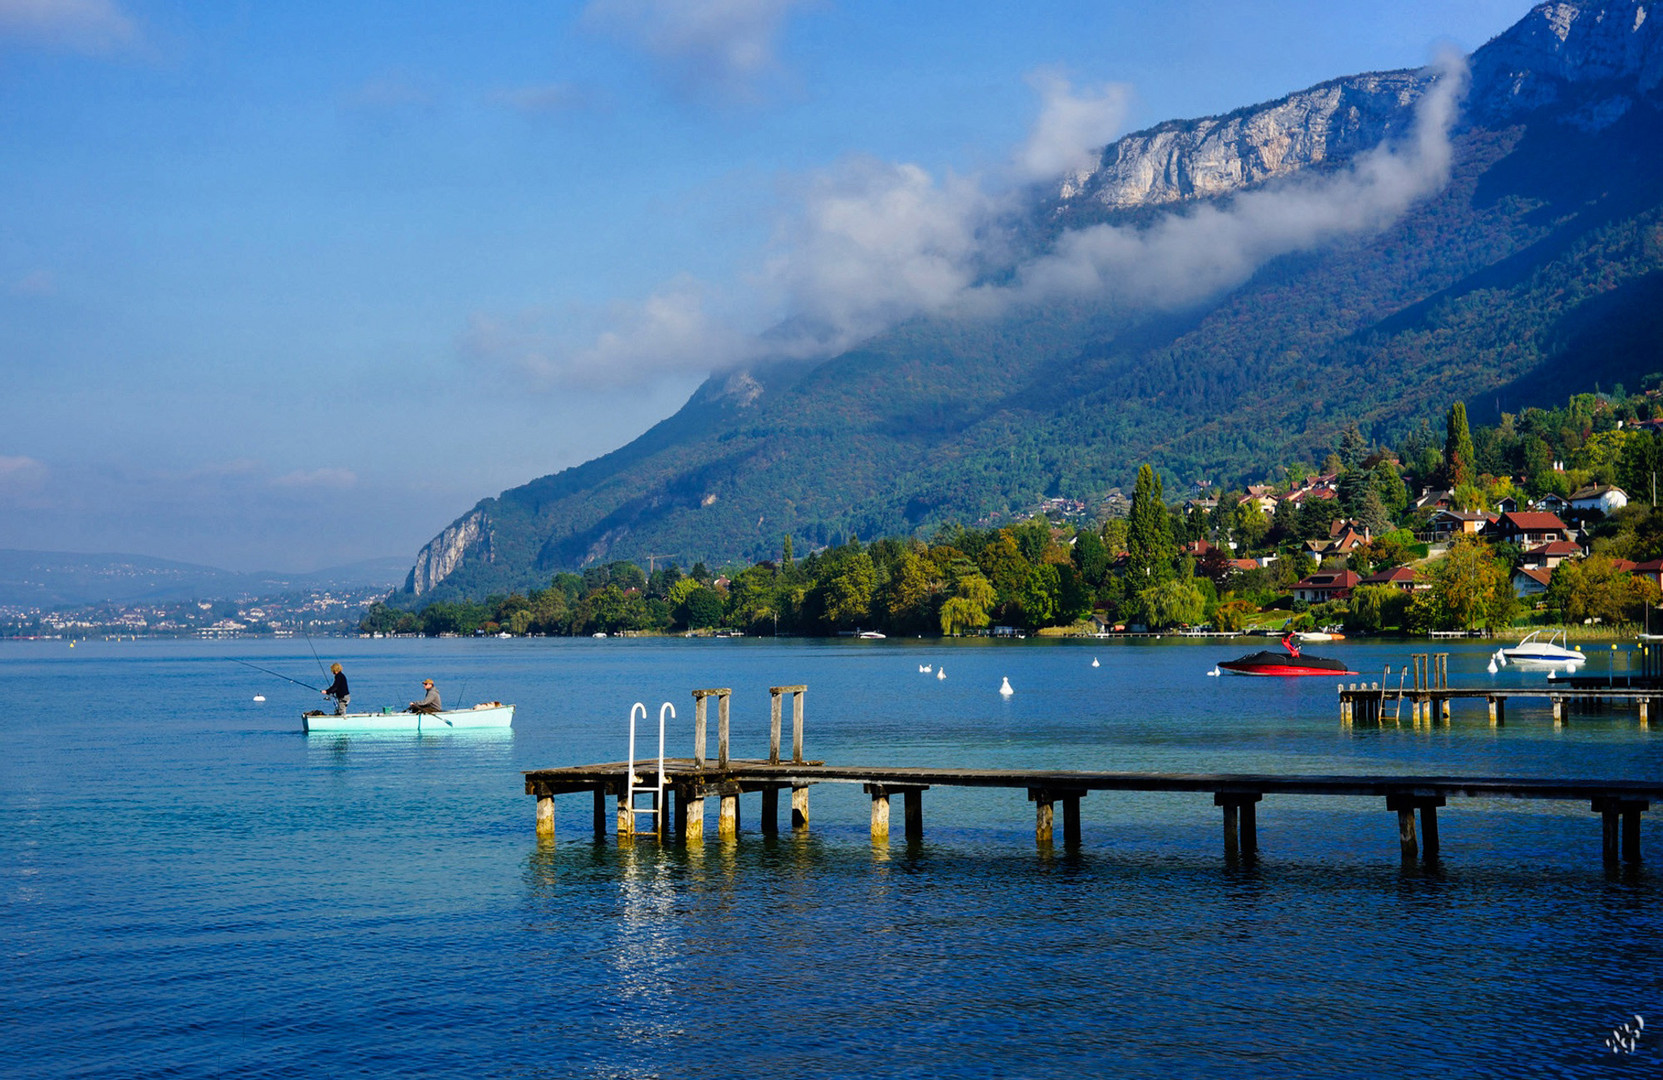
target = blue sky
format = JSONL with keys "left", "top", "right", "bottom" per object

{"left": 0, "top": 0, "right": 1530, "bottom": 572}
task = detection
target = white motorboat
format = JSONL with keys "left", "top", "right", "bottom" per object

{"left": 1498, "top": 630, "right": 1585, "bottom": 668}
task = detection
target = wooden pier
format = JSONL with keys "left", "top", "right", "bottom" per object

{"left": 526, "top": 685, "right": 1661, "bottom": 865}
{"left": 1338, "top": 651, "right": 1663, "bottom": 725}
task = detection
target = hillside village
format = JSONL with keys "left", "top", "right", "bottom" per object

{"left": 365, "top": 385, "right": 1663, "bottom": 639}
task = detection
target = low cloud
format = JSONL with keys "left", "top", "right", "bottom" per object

{"left": 272, "top": 467, "right": 358, "bottom": 490}
{"left": 467, "top": 54, "right": 1468, "bottom": 390}
{"left": 346, "top": 75, "right": 436, "bottom": 111}
{"left": 490, "top": 81, "right": 590, "bottom": 114}
{"left": 582, "top": 0, "right": 810, "bottom": 100}
{"left": 1006, "top": 50, "right": 1469, "bottom": 310}
{"left": 0, "top": 454, "right": 48, "bottom": 493}
{"left": 10, "top": 269, "right": 55, "bottom": 297}
{"left": 462, "top": 278, "right": 757, "bottom": 389}
{"left": 1013, "top": 71, "right": 1134, "bottom": 184}
{"left": 0, "top": 0, "right": 138, "bottom": 54}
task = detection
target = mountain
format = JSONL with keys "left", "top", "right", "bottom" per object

{"left": 0, "top": 550, "right": 410, "bottom": 608}
{"left": 402, "top": 0, "right": 1663, "bottom": 603}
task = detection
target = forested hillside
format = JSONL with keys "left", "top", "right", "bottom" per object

{"left": 400, "top": 0, "right": 1663, "bottom": 605}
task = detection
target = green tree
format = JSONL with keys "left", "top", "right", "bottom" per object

{"left": 1126, "top": 464, "right": 1174, "bottom": 585}
{"left": 1137, "top": 577, "right": 1205, "bottom": 630}
{"left": 1443, "top": 402, "right": 1476, "bottom": 490}
{"left": 939, "top": 573, "right": 995, "bottom": 635}
{"left": 1425, "top": 535, "right": 1516, "bottom": 630}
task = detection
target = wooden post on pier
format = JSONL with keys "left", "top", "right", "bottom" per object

{"left": 1031, "top": 790, "right": 1055, "bottom": 848}
{"left": 866, "top": 784, "right": 891, "bottom": 843}
{"left": 1386, "top": 795, "right": 1444, "bottom": 859}
{"left": 692, "top": 688, "right": 732, "bottom": 767}
{"left": 1593, "top": 797, "right": 1649, "bottom": 864}
{"left": 719, "top": 786, "right": 739, "bottom": 840}
{"left": 760, "top": 787, "right": 780, "bottom": 834}
{"left": 791, "top": 784, "right": 811, "bottom": 830}
{"left": 1215, "top": 792, "right": 1261, "bottom": 857}
{"left": 693, "top": 694, "right": 708, "bottom": 769}
{"left": 1640, "top": 698, "right": 1650, "bottom": 729}
{"left": 769, "top": 692, "right": 782, "bottom": 764}
{"left": 1552, "top": 697, "right": 1566, "bottom": 726}
{"left": 683, "top": 785, "right": 705, "bottom": 844}
{"left": 536, "top": 794, "right": 554, "bottom": 840}
{"left": 617, "top": 789, "right": 635, "bottom": 842}
{"left": 1062, "top": 793, "right": 1083, "bottom": 848}
{"left": 1487, "top": 696, "right": 1505, "bottom": 727}
{"left": 593, "top": 789, "right": 607, "bottom": 838}
{"left": 904, "top": 788, "right": 924, "bottom": 843}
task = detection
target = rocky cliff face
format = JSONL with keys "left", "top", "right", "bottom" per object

{"left": 1056, "top": 71, "right": 1433, "bottom": 213}
{"left": 1055, "top": 0, "right": 1663, "bottom": 219}
{"left": 1469, "top": 0, "right": 1663, "bottom": 125}
{"left": 404, "top": 508, "right": 493, "bottom": 596}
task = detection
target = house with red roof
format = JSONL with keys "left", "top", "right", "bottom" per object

{"left": 1292, "top": 569, "right": 1360, "bottom": 603}
{"left": 1512, "top": 566, "right": 1553, "bottom": 599}
{"left": 1518, "top": 540, "right": 1583, "bottom": 570}
{"left": 1359, "top": 566, "right": 1421, "bottom": 592}
{"left": 1488, "top": 512, "right": 1570, "bottom": 547}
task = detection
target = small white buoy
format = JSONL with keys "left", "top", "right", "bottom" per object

{"left": 1487, "top": 657, "right": 1498, "bottom": 675}
{"left": 919, "top": 664, "right": 932, "bottom": 673}
{"left": 1208, "top": 667, "right": 1221, "bottom": 677}
{"left": 1091, "top": 657, "right": 1100, "bottom": 668}
{"left": 253, "top": 695, "right": 266, "bottom": 702}
{"left": 937, "top": 667, "right": 946, "bottom": 680}
{"left": 999, "top": 677, "right": 1014, "bottom": 696}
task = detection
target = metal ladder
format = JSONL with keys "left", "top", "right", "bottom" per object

{"left": 625, "top": 701, "right": 673, "bottom": 838}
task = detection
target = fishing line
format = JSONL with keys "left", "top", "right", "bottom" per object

{"left": 229, "top": 657, "right": 324, "bottom": 693}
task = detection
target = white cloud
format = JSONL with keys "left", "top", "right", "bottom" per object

{"left": 0, "top": 0, "right": 137, "bottom": 54}
{"left": 1013, "top": 71, "right": 1134, "bottom": 184}
{"left": 0, "top": 454, "right": 48, "bottom": 487}
{"left": 582, "top": 0, "right": 810, "bottom": 99}
{"left": 10, "top": 269, "right": 55, "bottom": 297}
{"left": 461, "top": 278, "right": 757, "bottom": 389}
{"left": 490, "top": 82, "right": 590, "bottom": 114}
{"left": 272, "top": 467, "right": 358, "bottom": 490}
{"left": 465, "top": 53, "right": 1468, "bottom": 391}
{"left": 1005, "top": 50, "right": 1468, "bottom": 310}
{"left": 760, "top": 157, "right": 1002, "bottom": 356}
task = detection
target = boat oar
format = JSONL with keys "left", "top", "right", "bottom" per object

{"left": 229, "top": 657, "right": 324, "bottom": 693}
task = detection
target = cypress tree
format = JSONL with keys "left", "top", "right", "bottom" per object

{"left": 1126, "top": 464, "right": 1174, "bottom": 583}
{"left": 1444, "top": 402, "right": 1476, "bottom": 489}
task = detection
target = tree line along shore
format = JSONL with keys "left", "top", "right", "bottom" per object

{"left": 364, "top": 385, "right": 1663, "bottom": 640}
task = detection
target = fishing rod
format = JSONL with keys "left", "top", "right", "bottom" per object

{"left": 229, "top": 657, "right": 323, "bottom": 693}
{"left": 302, "top": 628, "right": 329, "bottom": 680}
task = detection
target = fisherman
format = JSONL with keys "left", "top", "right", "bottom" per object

{"left": 408, "top": 678, "right": 442, "bottom": 714}
{"left": 322, "top": 662, "right": 350, "bottom": 715}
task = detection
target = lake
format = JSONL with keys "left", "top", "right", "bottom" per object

{"left": 3, "top": 634, "right": 1659, "bottom": 1077}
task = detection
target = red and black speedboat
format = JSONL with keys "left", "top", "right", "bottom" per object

{"left": 1217, "top": 635, "right": 1356, "bottom": 677}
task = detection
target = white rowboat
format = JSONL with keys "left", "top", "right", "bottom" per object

{"left": 302, "top": 703, "right": 515, "bottom": 733}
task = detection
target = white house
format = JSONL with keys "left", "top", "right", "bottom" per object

{"left": 1568, "top": 484, "right": 1628, "bottom": 515}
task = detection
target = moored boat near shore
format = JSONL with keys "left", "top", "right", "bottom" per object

{"left": 1217, "top": 635, "right": 1356, "bottom": 677}
{"left": 1498, "top": 630, "right": 1585, "bottom": 668}
{"left": 302, "top": 703, "right": 515, "bottom": 733}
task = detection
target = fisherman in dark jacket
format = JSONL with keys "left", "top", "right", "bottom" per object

{"left": 408, "top": 679, "right": 442, "bottom": 714}
{"left": 322, "top": 663, "right": 350, "bottom": 715}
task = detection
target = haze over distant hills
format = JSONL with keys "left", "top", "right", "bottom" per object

{"left": 403, "top": 0, "right": 1663, "bottom": 604}
{"left": 0, "top": 550, "right": 409, "bottom": 608}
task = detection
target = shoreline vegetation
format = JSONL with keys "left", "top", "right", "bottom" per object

{"left": 365, "top": 385, "right": 1663, "bottom": 644}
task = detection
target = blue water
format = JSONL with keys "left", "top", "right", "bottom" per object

{"left": 4, "top": 636, "right": 1660, "bottom": 1078}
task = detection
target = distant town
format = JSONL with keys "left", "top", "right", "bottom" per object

{"left": 0, "top": 586, "right": 390, "bottom": 640}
